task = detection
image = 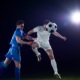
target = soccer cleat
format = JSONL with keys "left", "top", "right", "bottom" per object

{"left": 54, "top": 73, "right": 61, "bottom": 79}
{"left": 36, "top": 54, "right": 41, "bottom": 62}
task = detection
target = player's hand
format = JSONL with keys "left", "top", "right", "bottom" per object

{"left": 26, "top": 42, "right": 33, "bottom": 45}
{"left": 32, "top": 38, "right": 37, "bottom": 40}
{"left": 62, "top": 36, "right": 67, "bottom": 41}
{"left": 26, "top": 36, "right": 33, "bottom": 40}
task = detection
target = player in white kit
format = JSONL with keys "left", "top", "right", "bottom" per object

{"left": 27, "top": 21, "right": 67, "bottom": 79}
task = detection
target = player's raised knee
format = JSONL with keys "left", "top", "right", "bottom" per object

{"left": 31, "top": 43, "right": 37, "bottom": 49}
{"left": 31, "top": 44, "right": 35, "bottom": 49}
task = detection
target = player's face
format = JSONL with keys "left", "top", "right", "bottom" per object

{"left": 43, "top": 24, "right": 47, "bottom": 30}
{"left": 20, "top": 24, "right": 24, "bottom": 30}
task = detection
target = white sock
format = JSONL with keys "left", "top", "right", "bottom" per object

{"left": 32, "top": 47, "right": 40, "bottom": 56}
{"left": 51, "top": 59, "right": 58, "bottom": 74}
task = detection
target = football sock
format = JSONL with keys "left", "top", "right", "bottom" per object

{"left": 15, "top": 67, "right": 20, "bottom": 80}
{"left": 0, "top": 62, "right": 4, "bottom": 68}
{"left": 51, "top": 59, "right": 58, "bottom": 74}
{"left": 32, "top": 47, "right": 40, "bottom": 56}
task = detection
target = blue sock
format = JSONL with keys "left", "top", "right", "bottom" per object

{"left": 15, "top": 67, "right": 20, "bottom": 80}
{"left": 0, "top": 62, "right": 4, "bottom": 68}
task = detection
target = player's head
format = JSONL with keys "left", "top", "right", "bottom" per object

{"left": 43, "top": 20, "right": 50, "bottom": 30}
{"left": 16, "top": 20, "right": 24, "bottom": 30}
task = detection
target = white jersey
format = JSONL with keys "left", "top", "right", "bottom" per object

{"left": 33, "top": 26, "right": 51, "bottom": 43}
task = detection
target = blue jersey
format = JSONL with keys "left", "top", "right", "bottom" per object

{"left": 10, "top": 28, "right": 25, "bottom": 47}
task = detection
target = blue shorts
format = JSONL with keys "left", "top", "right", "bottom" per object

{"left": 5, "top": 47, "right": 21, "bottom": 63}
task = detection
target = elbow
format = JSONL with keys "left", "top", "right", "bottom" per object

{"left": 27, "top": 32, "right": 29, "bottom": 34}
{"left": 29, "top": 30, "right": 34, "bottom": 34}
{"left": 16, "top": 40, "right": 20, "bottom": 43}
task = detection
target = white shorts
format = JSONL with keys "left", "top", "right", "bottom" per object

{"left": 34, "top": 40, "right": 52, "bottom": 51}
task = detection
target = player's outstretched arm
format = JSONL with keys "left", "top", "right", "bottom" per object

{"left": 53, "top": 32, "right": 67, "bottom": 41}
{"left": 23, "top": 30, "right": 34, "bottom": 40}
{"left": 27, "top": 29, "right": 34, "bottom": 35}
{"left": 16, "top": 36, "right": 32, "bottom": 45}
{"left": 23, "top": 29, "right": 37, "bottom": 40}
{"left": 23, "top": 34, "right": 34, "bottom": 40}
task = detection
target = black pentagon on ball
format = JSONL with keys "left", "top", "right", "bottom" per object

{"left": 46, "top": 28, "right": 48, "bottom": 31}
{"left": 50, "top": 30, "right": 54, "bottom": 33}
{"left": 55, "top": 26, "right": 57, "bottom": 28}
{"left": 49, "top": 24, "right": 52, "bottom": 27}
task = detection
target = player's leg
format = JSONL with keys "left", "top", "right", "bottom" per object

{"left": 31, "top": 42, "right": 40, "bottom": 55}
{"left": 4, "top": 58, "right": 11, "bottom": 67}
{"left": 31, "top": 41, "right": 41, "bottom": 61}
{"left": 9, "top": 47, "right": 21, "bottom": 80}
{"left": 14, "top": 60, "right": 21, "bottom": 80}
{"left": 4, "top": 58, "right": 11, "bottom": 65}
{"left": 1, "top": 47, "right": 13, "bottom": 68}
{"left": 41, "top": 43, "right": 59, "bottom": 74}
{"left": 45, "top": 49, "right": 61, "bottom": 79}
{"left": 45, "top": 49, "right": 58, "bottom": 74}
{"left": 0, "top": 58, "right": 11, "bottom": 68}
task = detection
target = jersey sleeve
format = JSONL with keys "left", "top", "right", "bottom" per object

{"left": 33, "top": 26, "right": 39, "bottom": 32}
{"left": 15, "top": 30, "right": 21, "bottom": 37}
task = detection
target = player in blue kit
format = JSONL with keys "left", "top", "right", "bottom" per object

{"left": 0, "top": 20, "right": 32, "bottom": 80}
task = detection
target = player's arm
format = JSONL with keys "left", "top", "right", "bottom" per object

{"left": 23, "top": 30, "right": 35, "bottom": 40}
{"left": 16, "top": 36, "right": 32, "bottom": 45}
{"left": 27, "top": 29, "right": 37, "bottom": 40}
{"left": 24, "top": 27, "right": 39, "bottom": 40}
{"left": 22, "top": 30, "right": 34, "bottom": 40}
{"left": 23, "top": 35, "right": 35, "bottom": 40}
{"left": 27, "top": 26, "right": 39, "bottom": 36}
{"left": 27, "top": 29, "right": 34, "bottom": 36}
{"left": 53, "top": 32, "right": 67, "bottom": 41}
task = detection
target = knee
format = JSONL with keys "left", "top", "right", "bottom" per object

{"left": 18, "top": 64, "right": 21, "bottom": 69}
{"left": 4, "top": 62, "right": 7, "bottom": 65}
{"left": 15, "top": 64, "right": 21, "bottom": 69}
{"left": 4, "top": 61, "right": 9, "bottom": 66}
{"left": 19, "top": 64, "right": 21, "bottom": 69}
{"left": 48, "top": 54, "right": 55, "bottom": 60}
{"left": 31, "top": 44, "right": 36, "bottom": 49}
{"left": 47, "top": 50, "right": 55, "bottom": 60}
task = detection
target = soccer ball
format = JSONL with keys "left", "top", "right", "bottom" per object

{"left": 46, "top": 22, "right": 57, "bottom": 33}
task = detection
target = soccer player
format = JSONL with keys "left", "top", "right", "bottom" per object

{"left": 26, "top": 20, "right": 67, "bottom": 79}
{"left": 0, "top": 20, "right": 32, "bottom": 80}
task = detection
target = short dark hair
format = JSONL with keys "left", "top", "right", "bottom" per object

{"left": 44, "top": 20, "right": 50, "bottom": 24}
{"left": 16, "top": 20, "right": 24, "bottom": 26}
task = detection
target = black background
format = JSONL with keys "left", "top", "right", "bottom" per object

{"left": 0, "top": 0, "right": 80, "bottom": 79}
